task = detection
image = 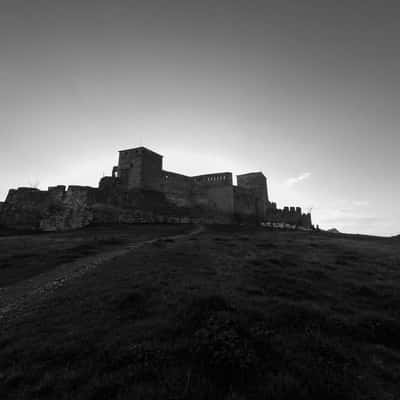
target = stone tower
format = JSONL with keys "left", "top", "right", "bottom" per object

{"left": 236, "top": 172, "right": 268, "bottom": 219}
{"left": 117, "top": 147, "right": 163, "bottom": 191}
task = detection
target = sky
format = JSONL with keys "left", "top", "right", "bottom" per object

{"left": 0, "top": 0, "right": 399, "bottom": 236}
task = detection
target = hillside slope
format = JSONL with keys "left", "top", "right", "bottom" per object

{"left": 1, "top": 226, "right": 399, "bottom": 399}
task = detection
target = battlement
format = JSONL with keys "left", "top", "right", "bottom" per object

{"left": 192, "top": 172, "right": 233, "bottom": 186}
{"left": 265, "top": 205, "right": 312, "bottom": 229}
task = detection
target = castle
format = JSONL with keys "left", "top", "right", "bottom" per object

{"left": 0, "top": 146, "right": 312, "bottom": 231}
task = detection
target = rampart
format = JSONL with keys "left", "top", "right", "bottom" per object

{"left": 0, "top": 146, "right": 313, "bottom": 231}
{"left": 192, "top": 172, "right": 233, "bottom": 186}
{"left": 265, "top": 204, "right": 312, "bottom": 229}
{"left": 162, "top": 170, "right": 192, "bottom": 207}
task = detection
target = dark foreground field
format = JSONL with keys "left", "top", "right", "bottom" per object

{"left": 1, "top": 225, "right": 400, "bottom": 399}
{"left": 0, "top": 224, "right": 191, "bottom": 288}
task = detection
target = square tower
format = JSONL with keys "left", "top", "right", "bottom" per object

{"left": 118, "top": 147, "right": 163, "bottom": 191}
{"left": 236, "top": 172, "right": 269, "bottom": 219}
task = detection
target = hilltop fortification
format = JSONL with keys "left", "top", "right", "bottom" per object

{"left": 0, "top": 146, "right": 312, "bottom": 231}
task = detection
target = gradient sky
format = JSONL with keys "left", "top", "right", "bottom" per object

{"left": 1, "top": 0, "right": 399, "bottom": 236}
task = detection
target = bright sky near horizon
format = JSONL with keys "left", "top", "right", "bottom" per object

{"left": 0, "top": 0, "right": 399, "bottom": 236}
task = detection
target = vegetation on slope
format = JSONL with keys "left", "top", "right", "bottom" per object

{"left": 0, "top": 226, "right": 399, "bottom": 399}
{"left": 0, "top": 224, "right": 190, "bottom": 287}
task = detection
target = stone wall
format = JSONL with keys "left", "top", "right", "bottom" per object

{"left": 90, "top": 205, "right": 231, "bottom": 225}
{"left": 142, "top": 149, "right": 163, "bottom": 191}
{"left": 118, "top": 149, "right": 141, "bottom": 188}
{"left": 112, "top": 147, "right": 266, "bottom": 223}
{"left": 192, "top": 172, "right": 233, "bottom": 187}
{"left": 48, "top": 185, "right": 67, "bottom": 202}
{"left": 41, "top": 186, "right": 97, "bottom": 231}
{"left": 0, "top": 182, "right": 312, "bottom": 231}
{"left": 1, "top": 188, "right": 50, "bottom": 230}
{"left": 0, "top": 146, "right": 313, "bottom": 231}
{"left": 265, "top": 205, "right": 312, "bottom": 229}
{"left": 0, "top": 186, "right": 96, "bottom": 231}
{"left": 237, "top": 172, "right": 268, "bottom": 220}
{"left": 233, "top": 186, "right": 258, "bottom": 222}
{"left": 161, "top": 170, "right": 193, "bottom": 207}
{"left": 161, "top": 170, "right": 236, "bottom": 217}
{"left": 205, "top": 185, "right": 234, "bottom": 215}
{"left": 0, "top": 179, "right": 235, "bottom": 231}
{"left": 118, "top": 147, "right": 163, "bottom": 191}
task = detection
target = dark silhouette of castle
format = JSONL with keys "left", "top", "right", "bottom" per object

{"left": 0, "top": 146, "right": 312, "bottom": 231}
{"left": 105, "top": 147, "right": 269, "bottom": 220}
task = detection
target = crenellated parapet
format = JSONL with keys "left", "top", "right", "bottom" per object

{"left": 192, "top": 172, "right": 233, "bottom": 186}
{"left": 265, "top": 205, "right": 312, "bottom": 229}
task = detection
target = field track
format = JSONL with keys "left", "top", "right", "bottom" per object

{"left": 0, "top": 225, "right": 203, "bottom": 323}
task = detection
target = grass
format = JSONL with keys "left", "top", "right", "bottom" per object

{"left": 0, "top": 225, "right": 400, "bottom": 399}
{"left": 0, "top": 224, "right": 191, "bottom": 287}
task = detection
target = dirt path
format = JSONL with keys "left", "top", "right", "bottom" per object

{"left": 0, "top": 226, "right": 203, "bottom": 323}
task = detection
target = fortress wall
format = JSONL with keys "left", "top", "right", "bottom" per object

{"left": 118, "top": 149, "right": 135, "bottom": 169}
{"left": 142, "top": 150, "right": 163, "bottom": 191}
{"left": 118, "top": 168, "right": 130, "bottom": 188}
{"left": 128, "top": 155, "right": 143, "bottom": 190}
{"left": 4, "top": 189, "right": 17, "bottom": 203}
{"left": 0, "top": 185, "right": 99, "bottom": 231}
{"left": 1, "top": 146, "right": 313, "bottom": 230}
{"left": 233, "top": 186, "right": 258, "bottom": 221}
{"left": 40, "top": 186, "right": 97, "bottom": 231}
{"left": 48, "top": 185, "right": 66, "bottom": 202}
{"left": 191, "top": 185, "right": 211, "bottom": 208}
{"left": 5, "top": 188, "right": 49, "bottom": 205}
{"left": 65, "top": 186, "right": 97, "bottom": 205}
{"left": 192, "top": 172, "right": 233, "bottom": 187}
{"left": 264, "top": 207, "right": 312, "bottom": 228}
{"left": 237, "top": 173, "right": 268, "bottom": 199}
{"left": 0, "top": 188, "right": 51, "bottom": 230}
{"left": 204, "top": 185, "right": 235, "bottom": 215}
{"left": 237, "top": 172, "right": 268, "bottom": 219}
{"left": 161, "top": 170, "right": 193, "bottom": 207}
{"left": 97, "top": 177, "right": 127, "bottom": 207}
{"left": 128, "top": 165, "right": 142, "bottom": 190}
{"left": 118, "top": 148, "right": 144, "bottom": 189}
{"left": 301, "top": 213, "right": 312, "bottom": 229}
{"left": 0, "top": 184, "right": 312, "bottom": 230}
{"left": 118, "top": 147, "right": 163, "bottom": 191}
{"left": 162, "top": 171, "right": 235, "bottom": 212}
{"left": 118, "top": 149, "right": 138, "bottom": 188}
{"left": 90, "top": 206, "right": 232, "bottom": 225}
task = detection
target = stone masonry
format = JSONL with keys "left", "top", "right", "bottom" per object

{"left": 0, "top": 146, "right": 312, "bottom": 231}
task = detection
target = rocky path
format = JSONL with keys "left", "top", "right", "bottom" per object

{"left": 0, "top": 226, "right": 203, "bottom": 324}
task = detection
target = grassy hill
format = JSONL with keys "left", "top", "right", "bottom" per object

{"left": 0, "top": 225, "right": 399, "bottom": 399}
